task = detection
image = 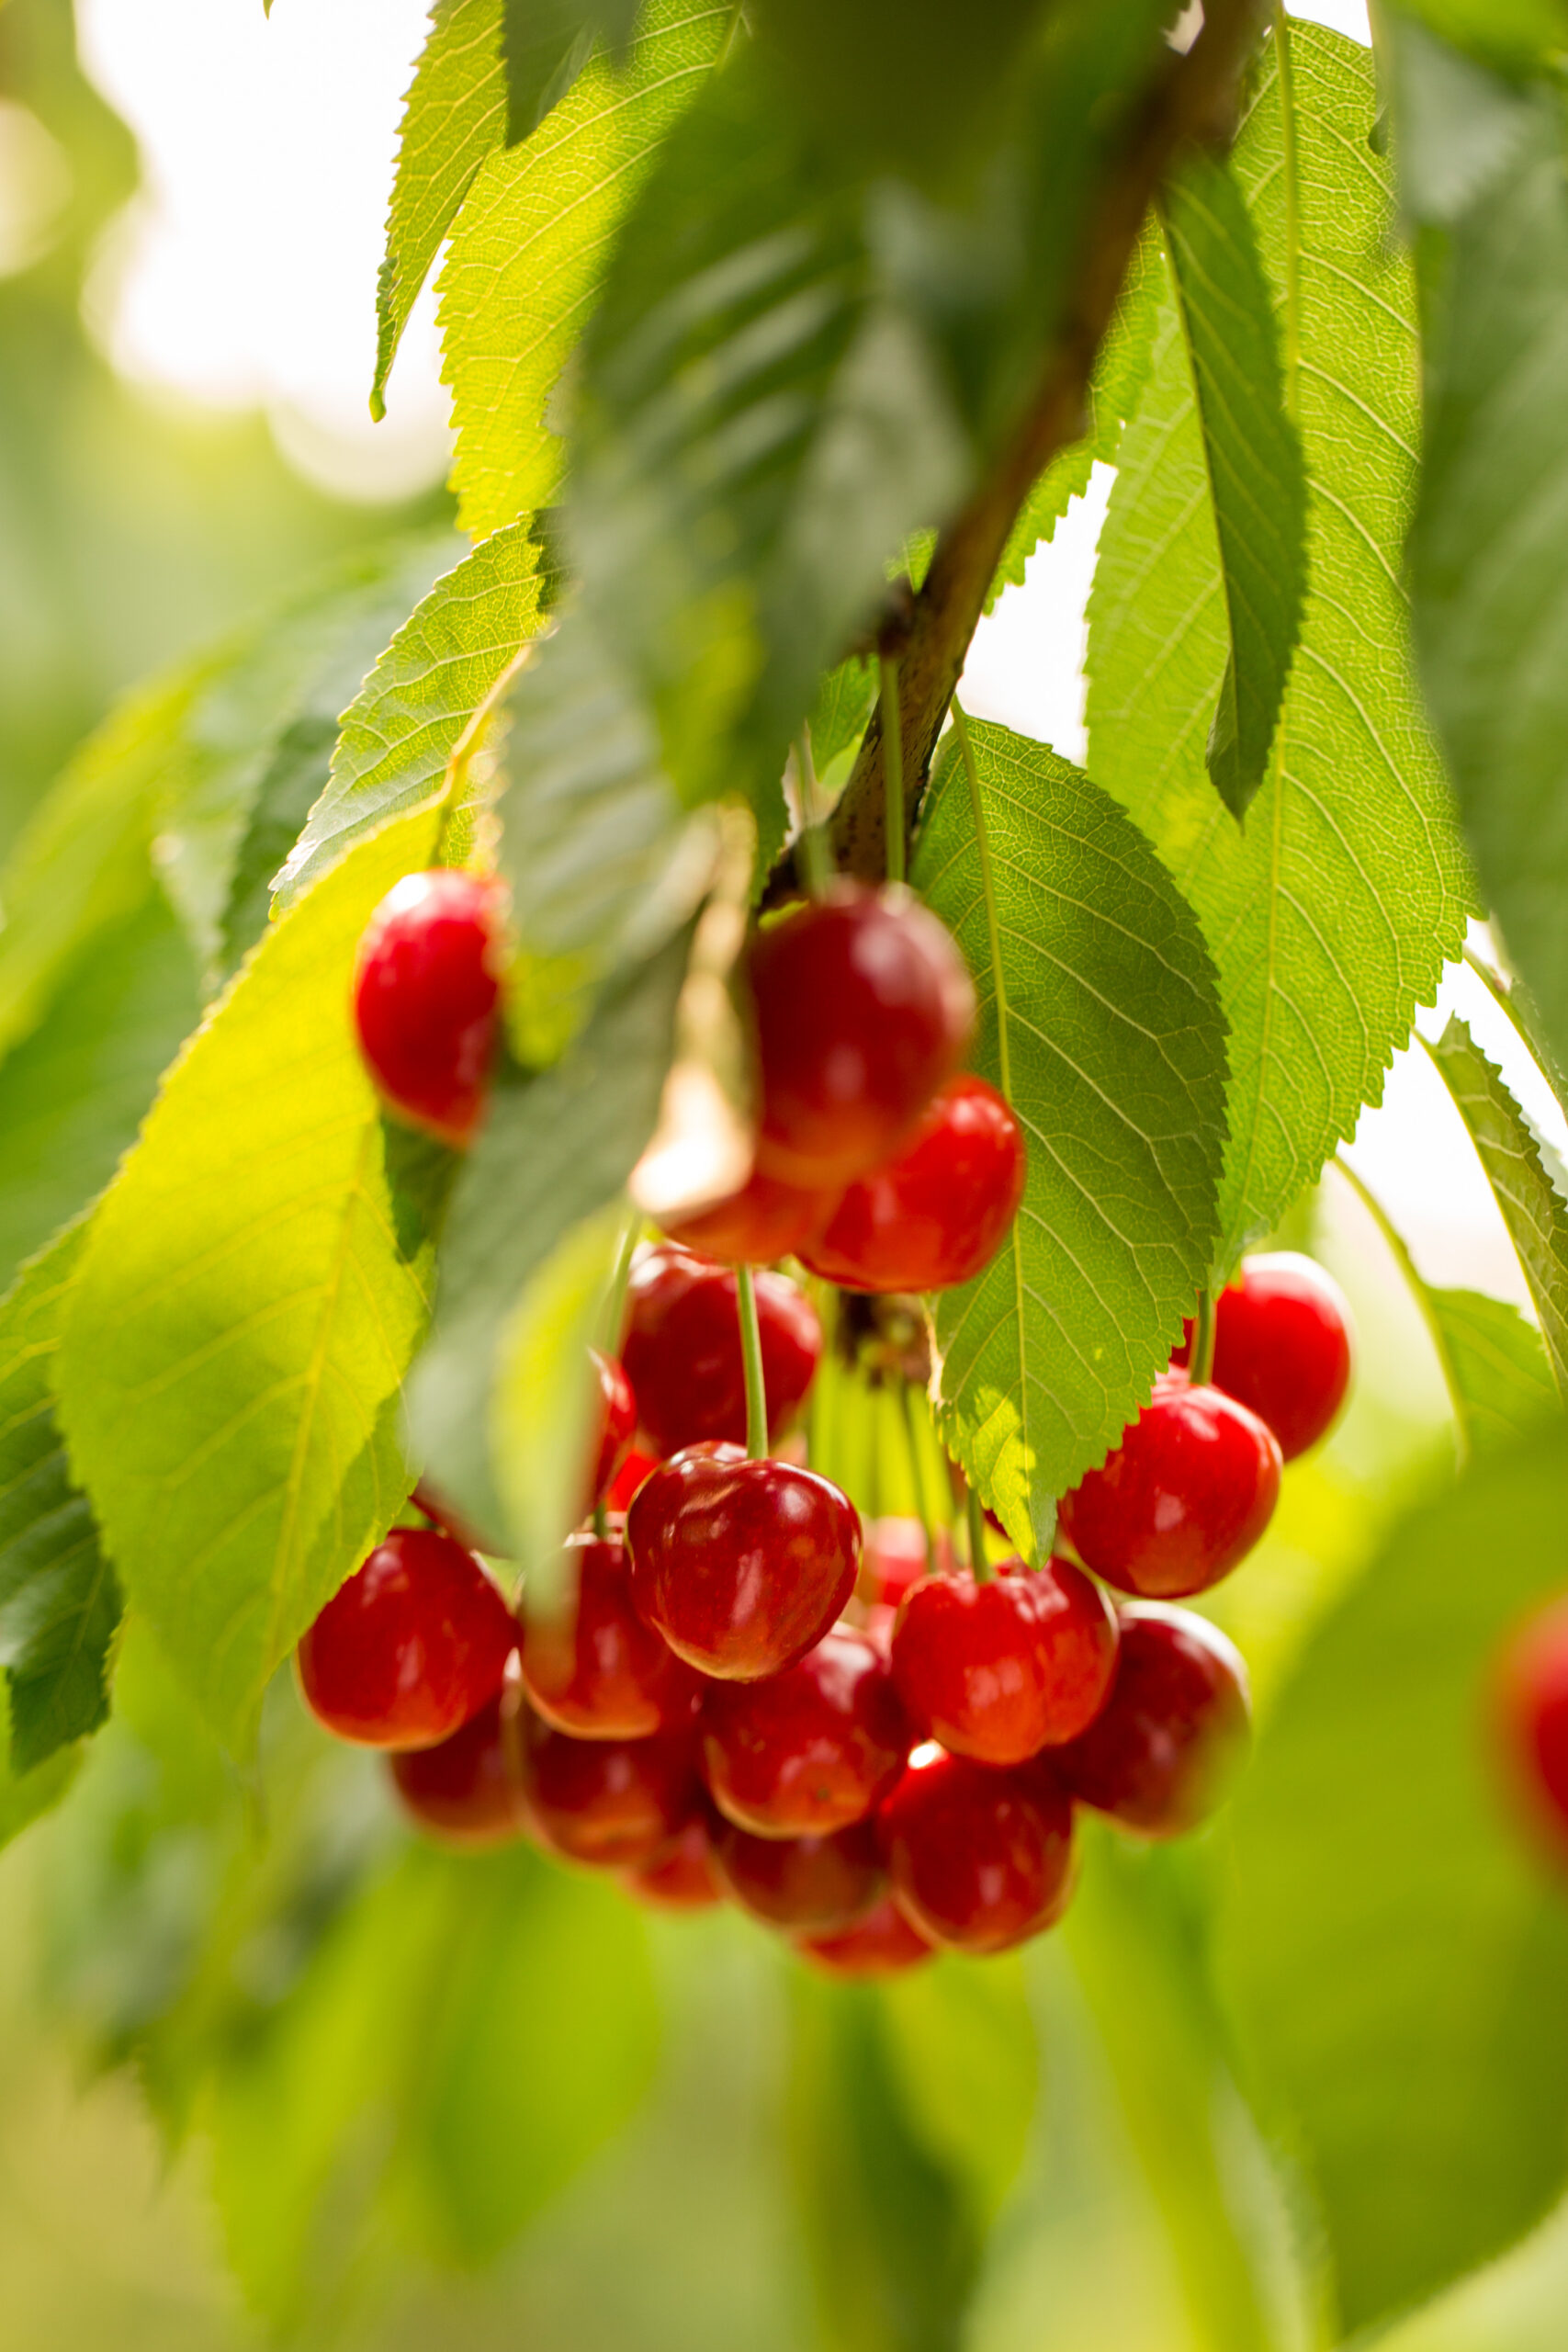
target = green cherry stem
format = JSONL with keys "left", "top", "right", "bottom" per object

{"left": 602, "top": 1203, "right": 640, "bottom": 1354}
{"left": 965, "top": 1483, "right": 993, "bottom": 1583}
{"left": 879, "top": 651, "right": 906, "bottom": 888}
{"left": 894, "top": 1377, "right": 933, "bottom": 1571}
{"left": 1191, "top": 1284, "right": 1217, "bottom": 1386}
{"left": 737, "top": 1263, "right": 769, "bottom": 1460}
{"left": 592, "top": 1499, "right": 608, "bottom": 1541}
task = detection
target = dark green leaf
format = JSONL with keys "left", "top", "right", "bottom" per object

{"left": 914, "top": 716, "right": 1227, "bottom": 1558}
{"left": 0, "top": 1679, "right": 80, "bottom": 1852}
{"left": 503, "top": 0, "right": 639, "bottom": 138}
{"left": 1217, "top": 1424, "right": 1568, "bottom": 2335}
{"left": 0, "top": 1223, "right": 120, "bottom": 1770}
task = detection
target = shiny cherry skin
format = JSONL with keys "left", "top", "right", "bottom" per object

{"left": 1179, "top": 1253, "right": 1355, "bottom": 1461}
{"left": 519, "top": 1707, "right": 698, "bottom": 1869}
{"left": 1057, "top": 1373, "right": 1281, "bottom": 1600}
{"left": 621, "top": 1245, "right": 821, "bottom": 1457}
{"left": 1055, "top": 1602, "right": 1251, "bottom": 1837}
{"left": 605, "top": 1446, "right": 659, "bottom": 1514}
{"left": 588, "top": 1350, "right": 637, "bottom": 1504}
{"left": 623, "top": 1810, "right": 728, "bottom": 1910}
{"left": 880, "top": 1745, "right": 1076, "bottom": 1956}
{"left": 660, "top": 1166, "right": 833, "bottom": 1267}
{"left": 796, "top": 1894, "right": 935, "bottom": 1978}
{"left": 699, "top": 1627, "right": 909, "bottom": 1837}
{"left": 712, "top": 1814, "right": 885, "bottom": 1933}
{"left": 800, "top": 1076, "right": 1026, "bottom": 1295}
{"left": 389, "top": 1685, "right": 528, "bottom": 1848}
{"left": 890, "top": 1558, "right": 1118, "bottom": 1766}
{"left": 1493, "top": 1596, "right": 1568, "bottom": 1863}
{"left": 521, "top": 1527, "right": 701, "bottom": 1740}
{"left": 297, "top": 1526, "right": 517, "bottom": 1750}
{"left": 353, "top": 868, "right": 502, "bottom": 1146}
{"left": 748, "top": 883, "right": 976, "bottom": 1188}
{"left": 626, "top": 1445, "right": 861, "bottom": 1681}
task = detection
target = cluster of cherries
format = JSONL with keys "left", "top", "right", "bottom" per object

{"left": 306, "top": 859, "right": 1357, "bottom": 1972}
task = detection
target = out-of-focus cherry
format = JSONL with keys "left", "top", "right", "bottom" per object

{"left": 800, "top": 1075, "right": 1025, "bottom": 1294}
{"left": 660, "top": 1167, "right": 832, "bottom": 1266}
{"left": 1055, "top": 1602, "right": 1251, "bottom": 1837}
{"left": 519, "top": 1708, "right": 698, "bottom": 1869}
{"left": 521, "top": 1527, "right": 701, "bottom": 1739}
{"left": 880, "top": 1744, "right": 1075, "bottom": 1955}
{"left": 795, "top": 1894, "right": 935, "bottom": 1978}
{"left": 389, "top": 1684, "right": 528, "bottom": 1848}
{"left": 712, "top": 1815, "right": 885, "bottom": 1933}
{"left": 297, "top": 1527, "right": 516, "bottom": 1750}
{"left": 623, "top": 1811, "right": 728, "bottom": 1910}
{"left": 621, "top": 1245, "right": 820, "bottom": 1457}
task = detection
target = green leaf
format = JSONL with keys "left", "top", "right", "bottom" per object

{"left": 55, "top": 809, "right": 448, "bottom": 1756}
{"left": 1086, "top": 22, "right": 1471, "bottom": 1272}
{"left": 1427, "top": 1284, "right": 1560, "bottom": 1454}
{"left": 0, "top": 1224, "right": 120, "bottom": 1771}
{"left": 276, "top": 520, "right": 554, "bottom": 912}
{"left": 1391, "top": 0, "right": 1568, "bottom": 75}
{"left": 1217, "top": 1423, "right": 1568, "bottom": 2335}
{"left": 1382, "top": 12, "right": 1537, "bottom": 227}
{"left": 1407, "top": 93, "right": 1568, "bottom": 1083}
{"left": 913, "top": 715, "right": 1227, "bottom": 1558}
{"left": 878, "top": 1955, "right": 1036, "bottom": 2234}
{"left": 0, "top": 1678, "right": 80, "bottom": 1853}
{"left": 406, "top": 932, "right": 688, "bottom": 1547}
{"left": 1426, "top": 1016, "right": 1568, "bottom": 1397}
{"left": 809, "top": 655, "right": 877, "bottom": 771}
{"left": 439, "top": 0, "right": 733, "bottom": 542}
{"left": 503, "top": 0, "right": 641, "bottom": 138}
{"left": 1159, "top": 146, "right": 1305, "bottom": 820}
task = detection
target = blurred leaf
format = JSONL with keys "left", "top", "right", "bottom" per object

{"left": 1160, "top": 146, "right": 1305, "bottom": 821}
{"left": 503, "top": 0, "right": 643, "bottom": 135}
{"left": 276, "top": 518, "right": 557, "bottom": 912}
{"left": 1427, "top": 1017, "right": 1568, "bottom": 1396}
{"left": 914, "top": 716, "right": 1227, "bottom": 1560}
{"left": 56, "top": 810, "right": 448, "bottom": 1756}
{"left": 0, "top": 1677, "right": 80, "bottom": 1852}
{"left": 1087, "top": 23, "right": 1471, "bottom": 1272}
{"left": 1427, "top": 1285, "right": 1560, "bottom": 1453}
{"left": 1218, "top": 1423, "right": 1568, "bottom": 2335}
{"left": 809, "top": 655, "right": 877, "bottom": 771}
{"left": 1407, "top": 91, "right": 1568, "bottom": 1083}
{"left": 406, "top": 931, "right": 688, "bottom": 1547}
{"left": 440, "top": 0, "right": 733, "bottom": 541}
{"left": 1382, "top": 13, "right": 1537, "bottom": 226}
{"left": 879, "top": 1954, "right": 1036, "bottom": 2233}
{"left": 1391, "top": 0, "right": 1568, "bottom": 74}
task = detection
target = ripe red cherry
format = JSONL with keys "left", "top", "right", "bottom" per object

{"left": 389, "top": 1685, "right": 528, "bottom": 1848}
{"left": 1057, "top": 1374, "right": 1281, "bottom": 1599}
{"left": 712, "top": 1815, "right": 885, "bottom": 1933}
{"left": 623, "top": 1811, "right": 728, "bottom": 1910}
{"left": 890, "top": 1558, "right": 1118, "bottom": 1766}
{"left": 296, "top": 1526, "right": 517, "bottom": 1750}
{"left": 1179, "top": 1254, "right": 1355, "bottom": 1461}
{"left": 626, "top": 1445, "right": 860, "bottom": 1680}
{"left": 621, "top": 1245, "right": 821, "bottom": 1457}
{"left": 660, "top": 1167, "right": 833, "bottom": 1266}
{"left": 353, "top": 868, "right": 502, "bottom": 1146}
{"left": 748, "top": 883, "right": 976, "bottom": 1188}
{"left": 521, "top": 1527, "right": 701, "bottom": 1739}
{"left": 800, "top": 1076, "right": 1025, "bottom": 1295}
{"left": 588, "top": 1350, "right": 637, "bottom": 1504}
{"left": 796, "top": 1894, "right": 935, "bottom": 1978}
{"left": 880, "top": 1745, "right": 1075, "bottom": 1955}
{"left": 519, "top": 1707, "right": 698, "bottom": 1868}
{"left": 605, "top": 1446, "right": 658, "bottom": 1514}
{"left": 699, "top": 1627, "right": 909, "bottom": 1837}
{"left": 1493, "top": 1596, "right": 1568, "bottom": 1863}
{"left": 1055, "top": 1602, "right": 1251, "bottom": 1837}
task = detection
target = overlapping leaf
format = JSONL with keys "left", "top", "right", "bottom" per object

{"left": 1087, "top": 22, "right": 1470, "bottom": 1273}
{"left": 914, "top": 716, "right": 1227, "bottom": 1558}
{"left": 1427, "top": 1285, "right": 1559, "bottom": 1454}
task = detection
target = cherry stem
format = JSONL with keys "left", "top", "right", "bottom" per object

{"left": 894, "top": 1378, "right": 933, "bottom": 1571}
{"left": 1191, "top": 1284, "right": 1217, "bottom": 1385}
{"left": 879, "top": 652, "right": 906, "bottom": 888}
{"left": 795, "top": 729, "right": 830, "bottom": 901}
{"left": 592, "top": 1498, "right": 608, "bottom": 1541}
{"left": 737, "top": 1264, "right": 769, "bottom": 1460}
{"left": 965, "top": 1484, "right": 993, "bottom": 1582}
{"left": 602, "top": 1204, "right": 640, "bottom": 1353}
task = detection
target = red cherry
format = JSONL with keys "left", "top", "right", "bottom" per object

{"left": 521, "top": 1527, "right": 701, "bottom": 1739}
{"left": 880, "top": 1745, "right": 1075, "bottom": 1955}
{"left": 800, "top": 1076, "right": 1025, "bottom": 1294}
{"left": 699, "top": 1627, "right": 909, "bottom": 1837}
{"left": 796, "top": 1894, "right": 935, "bottom": 1978}
{"left": 712, "top": 1814, "right": 884, "bottom": 1933}
{"left": 1184, "top": 1254, "right": 1355, "bottom": 1461}
{"left": 621, "top": 1245, "right": 821, "bottom": 1457}
{"left": 389, "top": 1685, "right": 528, "bottom": 1848}
{"left": 519, "top": 1706, "right": 698, "bottom": 1869}
{"left": 352, "top": 868, "right": 502, "bottom": 1145}
{"left": 660, "top": 1166, "right": 833, "bottom": 1266}
{"left": 856, "top": 1517, "right": 954, "bottom": 1607}
{"left": 604, "top": 1446, "right": 659, "bottom": 1514}
{"left": 626, "top": 1445, "right": 860, "bottom": 1681}
{"left": 1494, "top": 1597, "right": 1568, "bottom": 1864}
{"left": 588, "top": 1350, "right": 637, "bottom": 1504}
{"left": 1057, "top": 1374, "right": 1281, "bottom": 1599}
{"left": 748, "top": 883, "right": 976, "bottom": 1188}
{"left": 623, "top": 1811, "right": 728, "bottom": 1910}
{"left": 1055, "top": 1602, "right": 1251, "bottom": 1837}
{"left": 296, "top": 1526, "right": 516, "bottom": 1750}
{"left": 890, "top": 1558, "right": 1118, "bottom": 1766}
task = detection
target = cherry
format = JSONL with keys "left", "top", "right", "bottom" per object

{"left": 890, "top": 1557, "right": 1118, "bottom": 1766}
{"left": 353, "top": 868, "right": 502, "bottom": 1146}
{"left": 1057, "top": 1373, "right": 1281, "bottom": 1599}
{"left": 699, "top": 1627, "right": 909, "bottom": 1837}
{"left": 297, "top": 1526, "right": 517, "bottom": 1750}
{"left": 800, "top": 1076, "right": 1025, "bottom": 1295}
{"left": 621, "top": 1245, "right": 821, "bottom": 1457}
{"left": 748, "top": 883, "right": 976, "bottom": 1188}
{"left": 588, "top": 1350, "right": 637, "bottom": 1504}
{"left": 1055, "top": 1602, "right": 1251, "bottom": 1837}
{"left": 660, "top": 1166, "right": 832, "bottom": 1267}
{"left": 796, "top": 1894, "right": 935, "bottom": 1978}
{"left": 519, "top": 1706, "right": 699, "bottom": 1869}
{"left": 605, "top": 1446, "right": 659, "bottom": 1514}
{"left": 1493, "top": 1596, "right": 1568, "bottom": 1863}
{"left": 880, "top": 1745, "right": 1075, "bottom": 1955}
{"left": 626, "top": 1445, "right": 860, "bottom": 1681}
{"left": 712, "top": 1815, "right": 885, "bottom": 1933}
{"left": 389, "top": 1686, "right": 528, "bottom": 1848}
{"left": 623, "top": 1811, "right": 728, "bottom": 1910}
{"left": 521, "top": 1527, "right": 701, "bottom": 1740}
{"left": 856, "top": 1517, "right": 954, "bottom": 1608}
{"left": 1174, "top": 1253, "right": 1354, "bottom": 1461}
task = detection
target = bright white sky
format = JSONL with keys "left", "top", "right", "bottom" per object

{"left": 71, "top": 0, "right": 1559, "bottom": 1302}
